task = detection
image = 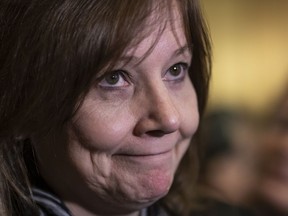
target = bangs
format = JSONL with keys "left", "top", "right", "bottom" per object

{"left": 66, "top": 0, "right": 177, "bottom": 76}
{"left": 39, "top": 0, "right": 175, "bottom": 79}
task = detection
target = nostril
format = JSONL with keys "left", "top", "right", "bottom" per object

{"left": 146, "top": 130, "right": 166, "bottom": 137}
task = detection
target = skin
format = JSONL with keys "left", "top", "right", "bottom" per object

{"left": 35, "top": 6, "right": 199, "bottom": 216}
{"left": 258, "top": 96, "right": 288, "bottom": 213}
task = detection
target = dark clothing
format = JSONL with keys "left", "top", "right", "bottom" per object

{"left": 31, "top": 186, "right": 72, "bottom": 216}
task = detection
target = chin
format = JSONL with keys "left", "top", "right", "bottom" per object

{"left": 134, "top": 168, "right": 174, "bottom": 204}
{"left": 107, "top": 174, "right": 173, "bottom": 215}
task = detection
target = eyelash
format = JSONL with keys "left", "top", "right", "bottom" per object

{"left": 97, "top": 70, "right": 131, "bottom": 90}
{"left": 97, "top": 62, "right": 189, "bottom": 89}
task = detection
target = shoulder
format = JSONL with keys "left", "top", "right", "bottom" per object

{"left": 31, "top": 186, "right": 71, "bottom": 216}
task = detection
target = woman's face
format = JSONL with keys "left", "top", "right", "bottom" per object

{"left": 37, "top": 9, "right": 199, "bottom": 215}
{"left": 260, "top": 97, "right": 288, "bottom": 212}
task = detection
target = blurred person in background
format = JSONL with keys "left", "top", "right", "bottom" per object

{"left": 190, "top": 108, "right": 259, "bottom": 216}
{"left": 252, "top": 86, "right": 288, "bottom": 216}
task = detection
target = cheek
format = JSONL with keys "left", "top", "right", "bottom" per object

{"left": 173, "top": 83, "right": 199, "bottom": 167}
{"left": 181, "top": 106, "right": 199, "bottom": 137}
{"left": 178, "top": 84, "right": 199, "bottom": 139}
{"left": 72, "top": 102, "right": 134, "bottom": 153}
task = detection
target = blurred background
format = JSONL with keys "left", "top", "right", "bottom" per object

{"left": 190, "top": 1, "right": 288, "bottom": 215}
{"left": 201, "top": 0, "right": 288, "bottom": 114}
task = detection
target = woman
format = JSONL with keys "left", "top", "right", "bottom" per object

{"left": 0, "top": 0, "right": 211, "bottom": 215}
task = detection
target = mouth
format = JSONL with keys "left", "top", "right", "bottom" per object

{"left": 114, "top": 149, "right": 174, "bottom": 163}
{"left": 116, "top": 149, "right": 172, "bottom": 157}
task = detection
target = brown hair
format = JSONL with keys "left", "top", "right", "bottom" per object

{"left": 0, "top": 0, "right": 211, "bottom": 215}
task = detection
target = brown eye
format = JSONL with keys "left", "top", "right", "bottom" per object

{"left": 170, "top": 64, "right": 182, "bottom": 76}
{"left": 164, "top": 63, "right": 188, "bottom": 82}
{"left": 98, "top": 71, "right": 129, "bottom": 88}
{"left": 105, "top": 72, "right": 120, "bottom": 85}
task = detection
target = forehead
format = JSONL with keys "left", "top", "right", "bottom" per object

{"left": 125, "top": 5, "right": 187, "bottom": 60}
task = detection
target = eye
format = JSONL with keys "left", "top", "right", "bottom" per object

{"left": 163, "top": 63, "right": 188, "bottom": 82}
{"left": 98, "top": 71, "right": 129, "bottom": 88}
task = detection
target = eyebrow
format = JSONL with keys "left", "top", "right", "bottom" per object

{"left": 173, "top": 44, "right": 192, "bottom": 57}
{"left": 118, "top": 44, "right": 192, "bottom": 66}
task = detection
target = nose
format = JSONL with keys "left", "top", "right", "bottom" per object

{"left": 133, "top": 83, "right": 180, "bottom": 137}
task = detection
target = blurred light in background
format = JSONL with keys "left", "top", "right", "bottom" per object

{"left": 201, "top": 0, "right": 288, "bottom": 113}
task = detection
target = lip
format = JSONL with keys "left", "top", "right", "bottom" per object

{"left": 114, "top": 149, "right": 174, "bottom": 162}
{"left": 114, "top": 136, "right": 180, "bottom": 156}
{"left": 116, "top": 149, "right": 172, "bottom": 157}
